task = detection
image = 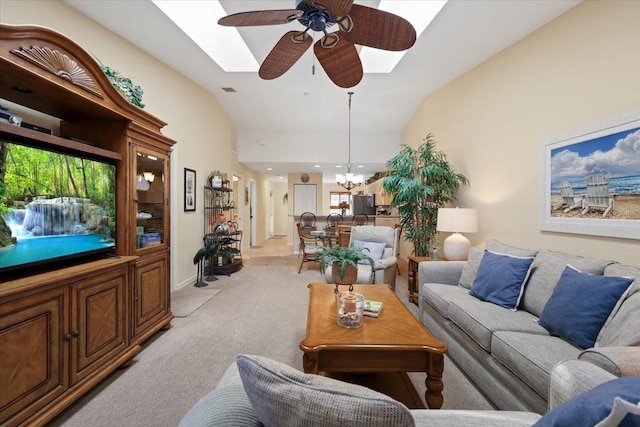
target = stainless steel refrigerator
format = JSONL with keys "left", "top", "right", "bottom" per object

{"left": 352, "top": 194, "right": 376, "bottom": 215}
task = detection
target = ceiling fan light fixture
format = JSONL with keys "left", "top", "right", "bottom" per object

{"left": 321, "top": 33, "right": 340, "bottom": 48}
{"left": 337, "top": 15, "right": 353, "bottom": 33}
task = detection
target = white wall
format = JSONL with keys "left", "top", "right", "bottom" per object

{"left": 402, "top": 0, "right": 640, "bottom": 266}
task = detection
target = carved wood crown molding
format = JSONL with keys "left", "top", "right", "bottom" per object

{"left": 11, "top": 45, "right": 102, "bottom": 97}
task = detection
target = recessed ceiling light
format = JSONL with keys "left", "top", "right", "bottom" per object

{"left": 314, "top": 165, "right": 320, "bottom": 168}
{"left": 267, "top": 167, "right": 273, "bottom": 171}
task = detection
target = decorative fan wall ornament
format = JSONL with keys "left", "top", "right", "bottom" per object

{"left": 218, "top": 0, "right": 416, "bottom": 88}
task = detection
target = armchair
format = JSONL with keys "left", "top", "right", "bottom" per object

{"left": 324, "top": 226, "right": 398, "bottom": 289}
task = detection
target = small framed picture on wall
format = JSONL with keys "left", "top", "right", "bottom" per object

{"left": 184, "top": 168, "right": 196, "bottom": 211}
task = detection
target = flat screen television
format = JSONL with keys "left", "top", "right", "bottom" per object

{"left": 0, "top": 137, "right": 116, "bottom": 276}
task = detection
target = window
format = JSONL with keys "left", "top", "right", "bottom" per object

{"left": 330, "top": 192, "right": 351, "bottom": 214}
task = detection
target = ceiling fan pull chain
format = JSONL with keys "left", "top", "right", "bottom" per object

{"left": 312, "top": 32, "right": 316, "bottom": 75}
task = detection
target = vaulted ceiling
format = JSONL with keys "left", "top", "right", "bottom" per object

{"left": 66, "top": 0, "right": 581, "bottom": 182}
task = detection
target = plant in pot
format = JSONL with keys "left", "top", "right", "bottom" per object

{"left": 382, "top": 133, "right": 469, "bottom": 257}
{"left": 316, "top": 245, "right": 375, "bottom": 293}
{"left": 214, "top": 247, "right": 240, "bottom": 264}
{"left": 207, "top": 170, "right": 223, "bottom": 188}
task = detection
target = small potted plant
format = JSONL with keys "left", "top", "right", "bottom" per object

{"left": 208, "top": 170, "right": 223, "bottom": 188}
{"left": 316, "top": 245, "right": 375, "bottom": 291}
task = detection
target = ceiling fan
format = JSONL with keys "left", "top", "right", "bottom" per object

{"left": 218, "top": 0, "right": 416, "bottom": 88}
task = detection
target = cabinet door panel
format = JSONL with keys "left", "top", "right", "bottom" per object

{"left": 0, "top": 287, "right": 68, "bottom": 425}
{"left": 133, "top": 254, "right": 168, "bottom": 337}
{"left": 71, "top": 268, "right": 128, "bottom": 385}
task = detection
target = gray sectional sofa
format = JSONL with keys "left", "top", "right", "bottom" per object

{"left": 418, "top": 239, "right": 640, "bottom": 414}
{"left": 178, "top": 354, "right": 634, "bottom": 426}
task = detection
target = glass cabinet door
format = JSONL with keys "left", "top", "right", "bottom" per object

{"left": 135, "top": 148, "right": 167, "bottom": 250}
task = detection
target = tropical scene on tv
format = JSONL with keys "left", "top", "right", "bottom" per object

{"left": 0, "top": 140, "right": 116, "bottom": 270}
{"left": 549, "top": 127, "right": 640, "bottom": 220}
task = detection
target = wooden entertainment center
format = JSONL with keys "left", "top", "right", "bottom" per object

{"left": 0, "top": 25, "right": 176, "bottom": 426}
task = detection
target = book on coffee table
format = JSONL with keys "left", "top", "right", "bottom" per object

{"left": 364, "top": 300, "right": 384, "bottom": 317}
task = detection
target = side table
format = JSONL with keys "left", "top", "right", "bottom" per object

{"left": 408, "top": 256, "right": 431, "bottom": 305}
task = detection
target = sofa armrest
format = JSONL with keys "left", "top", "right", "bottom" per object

{"left": 418, "top": 261, "right": 465, "bottom": 287}
{"left": 178, "top": 362, "right": 262, "bottom": 427}
{"left": 548, "top": 359, "right": 617, "bottom": 411}
{"left": 579, "top": 346, "right": 640, "bottom": 377}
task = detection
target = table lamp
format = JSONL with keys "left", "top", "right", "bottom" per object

{"left": 436, "top": 208, "right": 478, "bottom": 261}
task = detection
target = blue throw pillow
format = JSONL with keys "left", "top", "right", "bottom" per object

{"left": 533, "top": 377, "right": 640, "bottom": 427}
{"left": 538, "top": 265, "right": 633, "bottom": 349}
{"left": 469, "top": 250, "right": 535, "bottom": 310}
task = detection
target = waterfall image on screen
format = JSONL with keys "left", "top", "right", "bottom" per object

{"left": 0, "top": 139, "right": 116, "bottom": 273}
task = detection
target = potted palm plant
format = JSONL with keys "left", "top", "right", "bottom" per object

{"left": 316, "top": 245, "right": 375, "bottom": 291}
{"left": 382, "top": 133, "right": 469, "bottom": 257}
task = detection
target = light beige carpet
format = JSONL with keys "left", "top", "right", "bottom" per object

{"left": 48, "top": 261, "right": 492, "bottom": 427}
{"left": 172, "top": 287, "right": 221, "bottom": 317}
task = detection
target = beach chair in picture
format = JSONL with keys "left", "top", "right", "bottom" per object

{"left": 556, "top": 180, "right": 584, "bottom": 213}
{"left": 581, "top": 174, "right": 615, "bottom": 218}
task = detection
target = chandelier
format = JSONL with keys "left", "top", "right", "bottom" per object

{"left": 336, "top": 91, "right": 363, "bottom": 191}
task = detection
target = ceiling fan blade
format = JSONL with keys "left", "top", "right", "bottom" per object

{"left": 314, "top": 33, "right": 363, "bottom": 88}
{"left": 342, "top": 4, "right": 416, "bottom": 51}
{"left": 218, "top": 9, "right": 302, "bottom": 27}
{"left": 259, "top": 31, "right": 312, "bottom": 80}
{"left": 313, "top": 0, "right": 354, "bottom": 17}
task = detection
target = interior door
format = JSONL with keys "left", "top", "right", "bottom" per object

{"left": 293, "top": 184, "right": 317, "bottom": 215}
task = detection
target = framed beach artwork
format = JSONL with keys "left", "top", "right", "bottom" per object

{"left": 540, "top": 110, "right": 640, "bottom": 240}
{"left": 184, "top": 168, "right": 196, "bottom": 212}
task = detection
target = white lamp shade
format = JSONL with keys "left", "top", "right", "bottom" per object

{"left": 436, "top": 208, "right": 478, "bottom": 233}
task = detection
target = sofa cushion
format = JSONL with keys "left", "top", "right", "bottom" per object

{"left": 235, "top": 354, "right": 415, "bottom": 427}
{"left": 469, "top": 250, "right": 535, "bottom": 310}
{"left": 597, "top": 263, "right": 640, "bottom": 347}
{"left": 538, "top": 266, "right": 633, "bottom": 349}
{"left": 492, "top": 331, "right": 581, "bottom": 398}
{"left": 521, "top": 250, "right": 613, "bottom": 317}
{"left": 532, "top": 376, "right": 640, "bottom": 427}
{"left": 421, "top": 282, "right": 472, "bottom": 319}
{"left": 448, "top": 299, "right": 548, "bottom": 351}
{"left": 411, "top": 410, "right": 541, "bottom": 426}
{"left": 458, "top": 240, "right": 537, "bottom": 289}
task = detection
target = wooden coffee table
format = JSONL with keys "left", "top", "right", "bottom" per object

{"left": 299, "top": 283, "right": 448, "bottom": 409}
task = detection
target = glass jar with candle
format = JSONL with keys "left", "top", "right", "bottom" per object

{"left": 337, "top": 291, "right": 365, "bottom": 329}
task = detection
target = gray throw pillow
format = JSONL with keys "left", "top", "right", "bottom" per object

{"left": 236, "top": 354, "right": 415, "bottom": 427}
